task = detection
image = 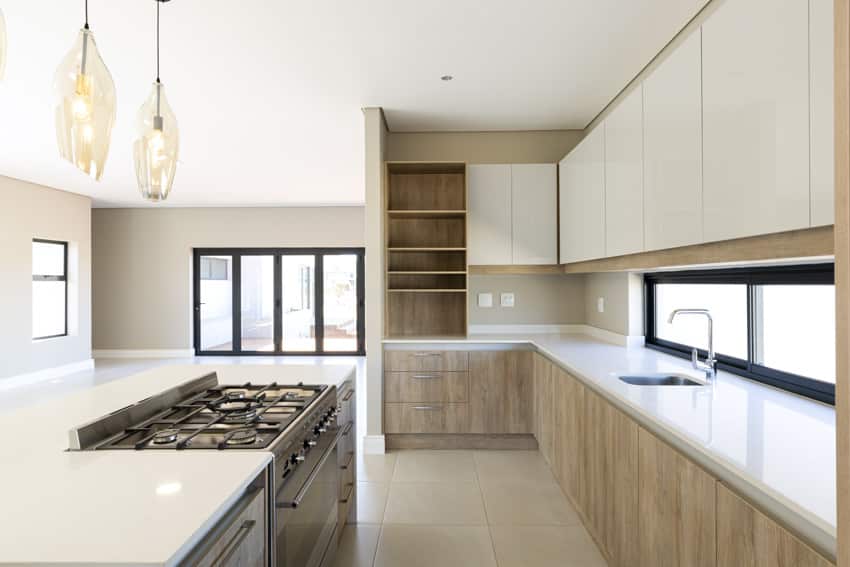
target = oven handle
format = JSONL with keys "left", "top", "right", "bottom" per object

{"left": 275, "top": 426, "right": 345, "bottom": 510}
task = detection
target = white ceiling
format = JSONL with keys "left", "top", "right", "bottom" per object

{"left": 0, "top": 0, "right": 705, "bottom": 207}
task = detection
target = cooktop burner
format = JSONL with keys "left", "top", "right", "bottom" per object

{"left": 89, "top": 382, "right": 326, "bottom": 451}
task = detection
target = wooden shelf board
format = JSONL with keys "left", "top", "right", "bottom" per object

{"left": 468, "top": 264, "right": 563, "bottom": 275}
{"left": 387, "top": 289, "right": 468, "bottom": 293}
{"left": 388, "top": 247, "right": 466, "bottom": 252}
{"left": 387, "top": 210, "right": 467, "bottom": 219}
{"left": 387, "top": 270, "right": 467, "bottom": 275}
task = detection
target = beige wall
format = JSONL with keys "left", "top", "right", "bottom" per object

{"left": 91, "top": 206, "right": 364, "bottom": 351}
{"left": 584, "top": 272, "right": 645, "bottom": 336}
{"left": 469, "top": 275, "right": 586, "bottom": 325}
{"left": 0, "top": 176, "right": 92, "bottom": 379}
{"left": 386, "top": 130, "right": 583, "bottom": 163}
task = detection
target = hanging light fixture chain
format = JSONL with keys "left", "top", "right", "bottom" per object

{"left": 156, "top": 0, "right": 161, "bottom": 83}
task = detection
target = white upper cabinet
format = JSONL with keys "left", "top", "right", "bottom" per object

{"left": 702, "top": 0, "right": 810, "bottom": 241}
{"left": 468, "top": 164, "right": 512, "bottom": 265}
{"left": 810, "top": 0, "right": 835, "bottom": 227}
{"left": 559, "top": 127, "right": 606, "bottom": 264}
{"left": 643, "top": 31, "right": 703, "bottom": 251}
{"left": 511, "top": 164, "right": 558, "bottom": 264}
{"left": 604, "top": 86, "right": 644, "bottom": 257}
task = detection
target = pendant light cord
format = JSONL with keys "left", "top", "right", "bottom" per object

{"left": 156, "top": 0, "right": 161, "bottom": 83}
{"left": 84, "top": 0, "right": 89, "bottom": 29}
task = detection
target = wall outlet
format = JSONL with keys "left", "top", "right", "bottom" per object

{"left": 501, "top": 292, "right": 515, "bottom": 308}
{"left": 477, "top": 292, "right": 493, "bottom": 308}
{"left": 597, "top": 297, "right": 605, "bottom": 313}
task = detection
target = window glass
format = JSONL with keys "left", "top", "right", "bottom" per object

{"left": 32, "top": 241, "right": 65, "bottom": 276}
{"left": 755, "top": 285, "right": 835, "bottom": 384}
{"left": 281, "top": 255, "right": 315, "bottom": 351}
{"left": 655, "top": 283, "right": 748, "bottom": 360}
{"left": 32, "top": 281, "right": 66, "bottom": 338}
{"left": 323, "top": 254, "right": 358, "bottom": 352}
{"left": 240, "top": 256, "right": 274, "bottom": 352}
{"left": 199, "top": 255, "right": 233, "bottom": 351}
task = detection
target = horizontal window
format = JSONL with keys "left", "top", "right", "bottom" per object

{"left": 645, "top": 264, "right": 835, "bottom": 404}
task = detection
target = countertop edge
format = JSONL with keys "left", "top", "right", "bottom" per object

{"left": 383, "top": 336, "right": 837, "bottom": 562}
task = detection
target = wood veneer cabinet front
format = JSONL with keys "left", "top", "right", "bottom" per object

{"left": 533, "top": 353, "right": 555, "bottom": 465}
{"left": 638, "top": 428, "right": 717, "bottom": 567}
{"left": 384, "top": 371, "right": 469, "bottom": 403}
{"left": 384, "top": 350, "right": 469, "bottom": 372}
{"left": 384, "top": 403, "right": 469, "bottom": 434}
{"left": 716, "top": 484, "right": 832, "bottom": 567}
{"left": 468, "top": 351, "right": 533, "bottom": 434}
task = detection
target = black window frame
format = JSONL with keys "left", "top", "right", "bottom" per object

{"left": 32, "top": 238, "right": 69, "bottom": 340}
{"left": 645, "top": 263, "right": 835, "bottom": 405}
{"left": 193, "top": 247, "right": 365, "bottom": 356}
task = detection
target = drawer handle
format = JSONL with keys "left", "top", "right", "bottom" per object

{"left": 216, "top": 519, "right": 256, "bottom": 565}
{"left": 343, "top": 390, "right": 354, "bottom": 402}
{"left": 413, "top": 405, "right": 441, "bottom": 410}
{"left": 412, "top": 352, "right": 441, "bottom": 357}
{"left": 412, "top": 374, "right": 440, "bottom": 379}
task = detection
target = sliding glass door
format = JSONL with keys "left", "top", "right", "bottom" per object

{"left": 193, "top": 248, "right": 364, "bottom": 355}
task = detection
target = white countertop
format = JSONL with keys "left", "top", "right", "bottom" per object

{"left": 384, "top": 333, "right": 836, "bottom": 559}
{"left": 0, "top": 363, "right": 356, "bottom": 566}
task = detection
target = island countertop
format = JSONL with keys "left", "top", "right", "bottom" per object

{"left": 0, "top": 363, "right": 356, "bottom": 566}
{"left": 384, "top": 333, "right": 836, "bottom": 560}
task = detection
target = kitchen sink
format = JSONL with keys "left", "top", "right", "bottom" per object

{"left": 619, "top": 374, "right": 704, "bottom": 386}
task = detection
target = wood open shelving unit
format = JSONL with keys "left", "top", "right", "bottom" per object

{"left": 384, "top": 162, "right": 468, "bottom": 337}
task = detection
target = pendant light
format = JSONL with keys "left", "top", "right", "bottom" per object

{"left": 133, "top": 0, "right": 179, "bottom": 202}
{"left": 53, "top": 0, "right": 117, "bottom": 180}
{"left": 0, "top": 7, "right": 7, "bottom": 80}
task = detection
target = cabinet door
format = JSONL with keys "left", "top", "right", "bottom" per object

{"left": 810, "top": 0, "right": 835, "bottom": 227}
{"left": 511, "top": 164, "right": 558, "bottom": 264}
{"left": 468, "top": 164, "right": 512, "bottom": 265}
{"left": 638, "top": 428, "right": 716, "bottom": 567}
{"left": 716, "top": 484, "right": 832, "bottom": 567}
{"left": 469, "top": 351, "right": 533, "bottom": 434}
{"left": 702, "top": 0, "right": 809, "bottom": 241}
{"left": 582, "top": 390, "right": 639, "bottom": 567}
{"left": 553, "top": 366, "right": 583, "bottom": 502}
{"left": 533, "top": 354, "right": 555, "bottom": 464}
{"left": 559, "top": 127, "right": 606, "bottom": 263}
{"left": 604, "top": 86, "right": 645, "bottom": 257}
{"left": 643, "top": 31, "right": 703, "bottom": 251}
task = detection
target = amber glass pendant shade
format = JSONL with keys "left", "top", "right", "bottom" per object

{"left": 53, "top": 28, "right": 117, "bottom": 181}
{"left": 133, "top": 81, "right": 179, "bottom": 202}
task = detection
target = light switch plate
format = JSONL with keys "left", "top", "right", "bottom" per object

{"left": 501, "top": 292, "right": 515, "bottom": 307}
{"left": 478, "top": 293, "right": 493, "bottom": 308}
{"left": 597, "top": 297, "right": 605, "bottom": 313}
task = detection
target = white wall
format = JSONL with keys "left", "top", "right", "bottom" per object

{"left": 0, "top": 176, "right": 92, "bottom": 380}
{"left": 91, "top": 206, "right": 364, "bottom": 351}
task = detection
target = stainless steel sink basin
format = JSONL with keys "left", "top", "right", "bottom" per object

{"left": 619, "top": 374, "right": 704, "bottom": 386}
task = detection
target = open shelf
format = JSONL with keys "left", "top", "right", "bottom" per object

{"left": 384, "top": 162, "right": 468, "bottom": 338}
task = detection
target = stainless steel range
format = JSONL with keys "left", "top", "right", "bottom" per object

{"left": 68, "top": 372, "right": 343, "bottom": 567}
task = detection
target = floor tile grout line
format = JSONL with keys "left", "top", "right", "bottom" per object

{"left": 370, "top": 452, "right": 396, "bottom": 567}
{"left": 473, "top": 450, "right": 501, "bottom": 567}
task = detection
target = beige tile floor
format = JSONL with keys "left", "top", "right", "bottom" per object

{"left": 333, "top": 449, "right": 608, "bottom": 567}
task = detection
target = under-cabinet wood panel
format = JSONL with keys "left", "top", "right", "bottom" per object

{"left": 533, "top": 354, "right": 555, "bottom": 465}
{"left": 383, "top": 403, "right": 469, "bottom": 434}
{"left": 553, "top": 365, "right": 584, "bottom": 503}
{"left": 582, "top": 390, "right": 639, "bottom": 567}
{"left": 384, "top": 350, "right": 469, "bottom": 372}
{"left": 384, "top": 371, "right": 469, "bottom": 403}
{"left": 468, "top": 351, "right": 533, "bottom": 434}
{"left": 638, "top": 427, "right": 716, "bottom": 567}
{"left": 716, "top": 484, "right": 833, "bottom": 567}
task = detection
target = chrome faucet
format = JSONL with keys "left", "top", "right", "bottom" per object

{"left": 667, "top": 309, "right": 717, "bottom": 381}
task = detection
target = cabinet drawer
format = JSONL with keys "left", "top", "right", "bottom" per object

{"left": 184, "top": 486, "right": 266, "bottom": 567}
{"left": 384, "top": 350, "right": 469, "bottom": 372}
{"left": 384, "top": 403, "right": 469, "bottom": 433}
{"left": 384, "top": 371, "right": 469, "bottom": 402}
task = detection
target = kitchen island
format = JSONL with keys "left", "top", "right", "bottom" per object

{"left": 0, "top": 363, "right": 356, "bottom": 566}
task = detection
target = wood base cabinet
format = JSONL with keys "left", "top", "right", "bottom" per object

{"left": 717, "top": 484, "right": 831, "bottom": 567}
{"left": 468, "top": 351, "right": 533, "bottom": 433}
{"left": 638, "top": 428, "right": 717, "bottom": 567}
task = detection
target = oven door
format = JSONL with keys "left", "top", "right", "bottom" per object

{"left": 274, "top": 426, "right": 342, "bottom": 567}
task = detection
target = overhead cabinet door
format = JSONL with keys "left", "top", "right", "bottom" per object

{"left": 511, "top": 164, "right": 558, "bottom": 264}
{"left": 702, "top": 0, "right": 810, "bottom": 241}
{"left": 604, "top": 86, "right": 645, "bottom": 257}
{"left": 810, "top": 0, "right": 835, "bottom": 227}
{"left": 559, "top": 127, "right": 606, "bottom": 264}
{"left": 643, "top": 31, "right": 703, "bottom": 251}
{"left": 468, "top": 164, "right": 512, "bottom": 265}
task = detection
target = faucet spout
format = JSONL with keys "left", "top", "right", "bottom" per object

{"left": 667, "top": 308, "right": 716, "bottom": 381}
